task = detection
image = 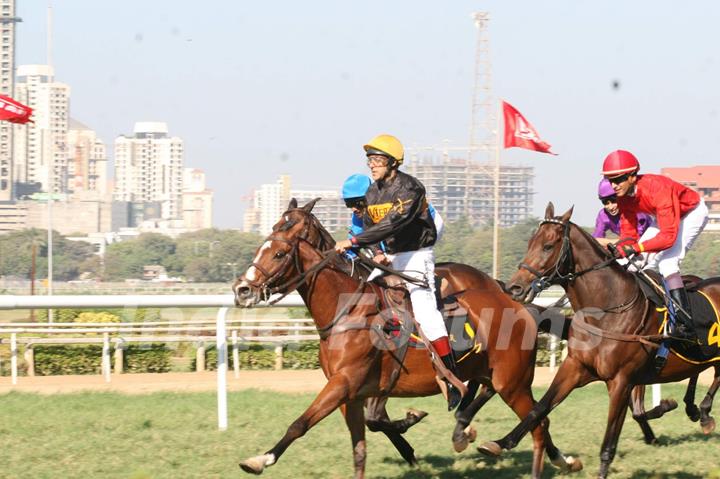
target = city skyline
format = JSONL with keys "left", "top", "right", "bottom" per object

{"left": 13, "top": 1, "right": 720, "bottom": 228}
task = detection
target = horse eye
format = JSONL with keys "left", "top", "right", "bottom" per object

{"left": 543, "top": 244, "right": 554, "bottom": 252}
{"left": 274, "top": 250, "right": 286, "bottom": 259}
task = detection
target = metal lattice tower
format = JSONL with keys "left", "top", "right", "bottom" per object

{"left": 467, "top": 12, "right": 496, "bottom": 163}
{"left": 464, "top": 12, "right": 497, "bottom": 220}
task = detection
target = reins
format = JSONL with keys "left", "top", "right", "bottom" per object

{"left": 519, "top": 217, "right": 664, "bottom": 345}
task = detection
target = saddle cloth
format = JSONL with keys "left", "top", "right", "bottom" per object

{"left": 372, "top": 275, "right": 480, "bottom": 363}
{"left": 636, "top": 271, "right": 720, "bottom": 363}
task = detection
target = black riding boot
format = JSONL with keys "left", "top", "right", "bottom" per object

{"left": 440, "top": 354, "right": 462, "bottom": 411}
{"left": 668, "top": 287, "right": 697, "bottom": 341}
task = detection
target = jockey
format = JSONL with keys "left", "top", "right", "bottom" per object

{"left": 602, "top": 150, "right": 708, "bottom": 340}
{"left": 341, "top": 173, "right": 445, "bottom": 246}
{"left": 341, "top": 174, "right": 373, "bottom": 259}
{"left": 334, "top": 134, "right": 460, "bottom": 409}
{"left": 593, "top": 178, "right": 652, "bottom": 246}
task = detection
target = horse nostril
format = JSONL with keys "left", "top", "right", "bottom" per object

{"left": 236, "top": 286, "right": 251, "bottom": 299}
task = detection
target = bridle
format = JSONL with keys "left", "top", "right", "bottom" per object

{"left": 243, "top": 209, "right": 338, "bottom": 304}
{"left": 518, "top": 218, "right": 618, "bottom": 297}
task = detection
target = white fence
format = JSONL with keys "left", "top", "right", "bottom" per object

{"left": 0, "top": 293, "right": 307, "bottom": 431}
{"left": 0, "top": 291, "right": 567, "bottom": 431}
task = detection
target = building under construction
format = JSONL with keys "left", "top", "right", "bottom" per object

{"left": 405, "top": 155, "right": 534, "bottom": 227}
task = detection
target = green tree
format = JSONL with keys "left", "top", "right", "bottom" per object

{"left": 103, "top": 233, "right": 178, "bottom": 280}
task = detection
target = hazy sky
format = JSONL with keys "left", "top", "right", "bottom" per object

{"left": 16, "top": 1, "right": 720, "bottom": 228}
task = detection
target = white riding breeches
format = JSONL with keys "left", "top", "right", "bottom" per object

{"left": 368, "top": 247, "right": 447, "bottom": 341}
{"left": 641, "top": 199, "right": 708, "bottom": 277}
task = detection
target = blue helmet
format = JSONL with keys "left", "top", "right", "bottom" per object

{"left": 342, "top": 174, "right": 372, "bottom": 200}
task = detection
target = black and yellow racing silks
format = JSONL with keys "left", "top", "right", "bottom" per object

{"left": 353, "top": 170, "right": 437, "bottom": 255}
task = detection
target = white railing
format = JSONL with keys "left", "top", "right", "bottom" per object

{"left": 0, "top": 293, "right": 306, "bottom": 431}
{"left": 0, "top": 291, "right": 566, "bottom": 431}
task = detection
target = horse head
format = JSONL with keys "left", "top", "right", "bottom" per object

{"left": 233, "top": 197, "right": 332, "bottom": 307}
{"left": 507, "top": 202, "right": 575, "bottom": 303}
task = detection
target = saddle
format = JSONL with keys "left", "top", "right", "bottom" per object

{"left": 371, "top": 274, "right": 478, "bottom": 363}
{"left": 635, "top": 270, "right": 720, "bottom": 363}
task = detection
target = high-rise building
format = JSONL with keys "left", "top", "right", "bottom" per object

{"left": 243, "top": 176, "right": 348, "bottom": 235}
{"left": 113, "top": 122, "right": 184, "bottom": 220}
{"left": 67, "top": 118, "right": 108, "bottom": 196}
{"left": 243, "top": 175, "right": 290, "bottom": 235}
{"left": 182, "top": 167, "right": 213, "bottom": 230}
{"left": 291, "top": 188, "right": 347, "bottom": 234}
{"left": 662, "top": 165, "right": 720, "bottom": 231}
{"left": 405, "top": 156, "right": 534, "bottom": 227}
{"left": 12, "top": 64, "right": 70, "bottom": 194}
{"left": 0, "top": 0, "right": 19, "bottom": 200}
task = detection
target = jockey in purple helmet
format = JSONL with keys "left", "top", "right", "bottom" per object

{"left": 593, "top": 178, "right": 652, "bottom": 246}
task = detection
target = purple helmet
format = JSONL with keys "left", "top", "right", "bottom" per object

{"left": 598, "top": 178, "right": 615, "bottom": 199}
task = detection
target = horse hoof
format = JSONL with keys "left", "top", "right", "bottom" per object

{"left": 407, "top": 408, "right": 428, "bottom": 422}
{"left": 465, "top": 425, "right": 477, "bottom": 443}
{"left": 477, "top": 441, "right": 503, "bottom": 458}
{"left": 239, "top": 454, "right": 274, "bottom": 475}
{"left": 661, "top": 399, "right": 678, "bottom": 412}
{"left": 701, "top": 417, "right": 716, "bottom": 435}
{"left": 644, "top": 437, "right": 658, "bottom": 446}
{"left": 686, "top": 405, "right": 701, "bottom": 422}
{"left": 566, "top": 456, "right": 584, "bottom": 473}
{"left": 453, "top": 436, "right": 469, "bottom": 453}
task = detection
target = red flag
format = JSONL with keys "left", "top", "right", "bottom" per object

{"left": 0, "top": 94, "right": 33, "bottom": 124}
{"left": 502, "top": 100, "right": 555, "bottom": 155}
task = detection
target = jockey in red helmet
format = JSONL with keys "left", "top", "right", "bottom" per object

{"left": 602, "top": 150, "right": 708, "bottom": 340}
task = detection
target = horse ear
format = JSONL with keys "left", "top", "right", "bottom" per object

{"left": 560, "top": 205, "right": 574, "bottom": 223}
{"left": 302, "top": 197, "right": 321, "bottom": 213}
{"left": 288, "top": 198, "right": 298, "bottom": 209}
{"left": 544, "top": 202, "right": 555, "bottom": 219}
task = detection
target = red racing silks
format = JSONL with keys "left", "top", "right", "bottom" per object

{"left": 502, "top": 100, "right": 555, "bottom": 155}
{"left": 0, "top": 95, "right": 33, "bottom": 124}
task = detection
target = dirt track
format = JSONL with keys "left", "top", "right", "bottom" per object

{"left": 0, "top": 367, "right": 714, "bottom": 395}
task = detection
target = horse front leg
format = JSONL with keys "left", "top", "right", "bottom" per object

{"left": 364, "top": 396, "right": 420, "bottom": 465}
{"left": 598, "top": 378, "right": 633, "bottom": 479}
{"left": 345, "top": 399, "right": 368, "bottom": 479}
{"left": 628, "top": 385, "right": 677, "bottom": 445}
{"left": 239, "top": 374, "right": 355, "bottom": 475}
{"left": 452, "top": 383, "right": 494, "bottom": 452}
{"left": 478, "top": 357, "right": 592, "bottom": 457}
{"left": 699, "top": 366, "right": 720, "bottom": 434}
{"left": 684, "top": 374, "right": 701, "bottom": 422}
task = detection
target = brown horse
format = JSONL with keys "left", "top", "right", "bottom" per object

{"left": 478, "top": 203, "right": 720, "bottom": 478}
{"left": 233, "top": 199, "right": 581, "bottom": 478}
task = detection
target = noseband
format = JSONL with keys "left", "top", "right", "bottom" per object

{"left": 518, "top": 218, "right": 617, "bottom": 296}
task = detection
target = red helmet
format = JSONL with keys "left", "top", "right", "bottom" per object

{"left": 602, "top": 150, "right": 639, "bottom": 177}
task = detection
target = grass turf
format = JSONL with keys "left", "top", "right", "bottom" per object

{"left": 0, "top": 384, "right": 718, "bottom": 478}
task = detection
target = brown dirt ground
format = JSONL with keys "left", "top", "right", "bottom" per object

{"left": 0, "top": 367, "right": 714, "bottom": 395}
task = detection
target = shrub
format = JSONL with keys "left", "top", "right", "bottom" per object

{"left": 34, "top": 345, "right": 103, "bottom": 375}
{"left": 32, "top": 344, "right": 172, "bottom": 375}
{"left": 194, "top": 342, "right": 320, "bottom": 371}
{"left": 123, "top": 344, "right": 172, "bottom": 373}
{"left": 74, "top": 311, "right": 121, "bottom": 323}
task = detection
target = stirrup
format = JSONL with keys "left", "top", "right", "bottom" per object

{"left": 653, "top": 354, "right": 667, "bottom": 373}
{"left": 446, "top": 382, "right": 462, "bottom": 411}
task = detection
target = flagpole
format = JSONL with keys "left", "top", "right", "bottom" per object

{"left": 492, "top": 100, "right": 501, "bottom": 278}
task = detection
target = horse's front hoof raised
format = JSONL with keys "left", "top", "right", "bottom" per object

{"left": 406, "top": 408, "right": 428, "bottom": 422}
{"left": 477, "top": 441, "right": 503, "bottom": 457}
{"left": 239, "top": 454, "right": 275, "bottom": 475}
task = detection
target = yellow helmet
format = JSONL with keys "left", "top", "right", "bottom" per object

{"left": 363, "top": 134, "right": 404, "bottom": 166}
